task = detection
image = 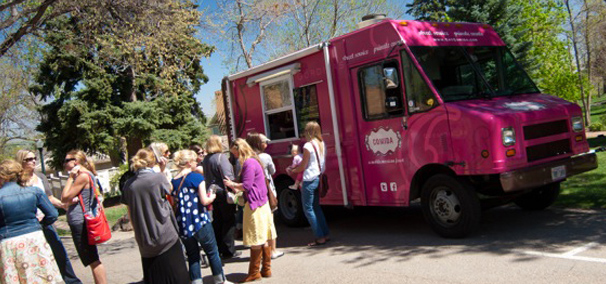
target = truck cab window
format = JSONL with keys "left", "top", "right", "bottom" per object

{"left": 401, "top": 50, "right": 438, "bottom": 113}
{"left": 294, "top": 84, "right": 320, "bottom": 137}
{"left": 408, "top": 46, "right": 539, "bottom": 102}
{"left": 261, "top": 76, "right": 297, "bottom": 140}
{"left": 359, "top": 61, "right": 404, "bottom": 120}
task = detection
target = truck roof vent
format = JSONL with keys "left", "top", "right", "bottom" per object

{"left": 358, "top": 14, "right": 388, "bottom": 29}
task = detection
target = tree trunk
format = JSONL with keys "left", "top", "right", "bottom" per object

{"left": 583, "top": 0, "right": 592, "bottom": 126}
{"left": 565, "top": 0, "right": 590, "bottom": 126}
{"left": 126, "top": 136, "right": 143, "bottom": 162}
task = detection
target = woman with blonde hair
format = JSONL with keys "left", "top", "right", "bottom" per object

{"left": 224, "top": 139, "right": 276, "bottom": 282}
{"left": 289, "top": 121, "right": 330, "bottom": 246}
{"left": 172, "top": 150, "right": 232, "bottom": 284}
{"left": 61, "top": 150, "right": 107, "bottom": 284}
{"left": 149, "top": 142, "right": 173, "bottom": 182}
{"left": 0, "top": 159, "right": 62, "bottom": 283}
{"left": 15, "top": 150, "right": 82, "bottom": 283}
{"left": 202, "top": 135, "right": 239, "bottom": 259}
{"left": 122, "top": 148, "right": 189, "bottom": 283}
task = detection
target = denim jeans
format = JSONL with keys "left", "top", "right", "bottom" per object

{"left": 302, "top": 178, "right": 330, "bottom": 239}
{"left": 182, "top": 222, "right": 224, "bottom": 282}
{"left": 43, "top": 225, "right": 82, "bottom": 284}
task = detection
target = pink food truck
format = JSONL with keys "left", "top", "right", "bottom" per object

{"left": 221, "top": 15, "right": 598, "bottom": 238}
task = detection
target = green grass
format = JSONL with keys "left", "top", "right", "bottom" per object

{"left": 557, "top": 149, "right": 606, "bottom": 209}
{"left": 579, "top": 96, "right": 606, "bottom": 127}
{"left": 589, "top": 103, "right": 606, "bottom": 126}
{"left": 104, "top": 204, "right": 128, "bottom": 225}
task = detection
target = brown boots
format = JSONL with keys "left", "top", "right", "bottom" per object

{"left": 243, "top": 248, "right": 262, "bottom": 282}
{"left": 261, "top": 245, "right": 272, "bottom": 278}
{"left": 242, "top": 246, "right": 272, "bottom": 282}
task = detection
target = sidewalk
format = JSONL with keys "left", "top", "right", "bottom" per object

{"left": 587, "top": 131, "right": 606, "bottom": 139}
{"left": 62, "top": 229, "right": 256, "bottom": 283}
{"left": 63, "top": 230, "right": 144, "bottom": 283}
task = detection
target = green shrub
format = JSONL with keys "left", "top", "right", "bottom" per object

{"left": 109, "top": 164, "right": 129, "bottom": 193}
{"left": 589, "top": 123, "right": 603, "bottom": 131}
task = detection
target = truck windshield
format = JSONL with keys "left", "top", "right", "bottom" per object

{"left": 409, "top": 46, "right": 540, "bottom": 102}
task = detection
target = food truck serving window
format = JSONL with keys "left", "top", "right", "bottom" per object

{"left": 294, "top": 84, "right": 321, "bottom": 137}
{"left": 260, "top": 76, "right": 297, "bottom": 140}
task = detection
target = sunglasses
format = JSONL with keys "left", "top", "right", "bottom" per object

{"left": 64, "top": 158, "right": 76, "bottom": 163}
{"left": 24, "top": 157, "right": 36, "bottom": 162}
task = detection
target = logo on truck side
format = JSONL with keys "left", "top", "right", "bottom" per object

{"left": 365, "top": 127, "right": 402, "bottom": 156}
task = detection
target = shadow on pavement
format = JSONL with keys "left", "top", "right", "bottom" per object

{"left": 273, "top": 204, "right": 606, "bottom": 267}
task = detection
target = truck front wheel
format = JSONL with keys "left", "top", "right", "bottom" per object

{"left": 421, "top": 174, "right": 481, "bottom": 238}
{"left": 514, "top": 183, "right": 560, "bottom": 210}
{"left": 277, "top": 185, "right": 307, "bottom": 227}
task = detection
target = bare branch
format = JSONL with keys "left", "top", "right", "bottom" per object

{"left": 0, "top": 0, "right": 58, "bottom": 58}
{"left": 0, "top": 0, "right": 27, "bottom": 13}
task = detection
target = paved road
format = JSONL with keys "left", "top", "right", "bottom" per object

{"left": 64, "top": 205, "right": 606, "bottom": 283}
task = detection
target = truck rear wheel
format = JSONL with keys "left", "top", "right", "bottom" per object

{"left": 421, "top": 174, "right": 481, "bottom": 238}
{"left": 514, "top": 183, "right": 560, "bottom": 210}
{"left": 277, "top": 182, "right": 307, "bottom": 227}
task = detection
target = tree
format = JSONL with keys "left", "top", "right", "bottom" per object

{"left": 31, "top": 1, "right": 214, "bottom": 168}
{"left": 0, "top": 58, "right": 39, "bottom": 157}
{"left": 447, "top": 0, "right": 535, "bottom": 70}
{"left": 406, "top": 0, "right": 452, "bottom": 21}
{"left": 206, "top": 0, "right": 290, "bottom": 71}
{"left": 505, "top": 0, "right": 581, "bottom": 101}
{"left": 207, "top": 0, "right": 406, "bottom": 72}
{"left": 565, "top": 0, "right": 591, "bottom": 125}
{"left": 261, "top": 0, "right": 403, "bottom": 57}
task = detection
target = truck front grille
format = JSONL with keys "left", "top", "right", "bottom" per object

{"left": 523, "top": 120, "right": 568, "bottom": 140}
{"left": 526, "top": 139, "right": 571, "bottom": 162}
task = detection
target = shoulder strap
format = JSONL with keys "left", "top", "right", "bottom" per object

{"left": 311, "top": 141, "right": 323, "bottom": 173}
{"left": 78, "top": 172, "right": 98, "bottom": 214}
{"left": 175, "top": 173, "right": 189, "bottom": 195}
{"left": 217, "top": 153, "right": 224, "bottom": 178}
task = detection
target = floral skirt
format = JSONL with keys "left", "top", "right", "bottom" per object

{"left": 243, "top": 202, "right": 277, "bottom": 246}
{"left": 0, "top": 230, "right": 62, "bottom": 284}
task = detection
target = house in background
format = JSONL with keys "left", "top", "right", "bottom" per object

{"left": 209, "top": 90, "right": 227, "bottom": 135}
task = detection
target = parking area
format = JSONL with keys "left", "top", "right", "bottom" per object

{"left": 67, "top": 204, "right": 606, "bottom": 283}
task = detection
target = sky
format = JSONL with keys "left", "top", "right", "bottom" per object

{"left": 194, "top": 0, "right": 412, "bottom": 120}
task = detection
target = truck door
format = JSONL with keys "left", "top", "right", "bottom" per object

{"left": 350, "top": 60, "right": 409, "bottom": 206}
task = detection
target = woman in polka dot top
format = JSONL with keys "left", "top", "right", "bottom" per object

{"left": 171, "top": 150, "right": 233, "bottom": 284}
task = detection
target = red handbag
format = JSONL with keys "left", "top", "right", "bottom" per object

{"left": 79, "top": 173, "right": 112, "bottom": 245}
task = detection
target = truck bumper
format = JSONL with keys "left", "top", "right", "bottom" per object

{"left": 500, "top": 152, "right": 598, "bottom": 192}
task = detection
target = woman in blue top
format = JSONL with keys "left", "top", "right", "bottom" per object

{"left": 0, "top": 159, "right": 61, "bottom": 283}
{"left": 171, "top": 150, "right": 232, "bottom": 284}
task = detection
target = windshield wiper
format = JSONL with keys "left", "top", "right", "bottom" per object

{"left": 460, "top": 48, "right": 496, "bottom": 99}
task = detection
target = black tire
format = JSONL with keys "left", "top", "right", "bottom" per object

{"left": 276, "top": 180, "right": 307, "bottom": 227}
{"left": 514, "top": 183, "right": 560, "bottom": 211}
{"left": 421, "top": 174, "right": 481, "bottom": 238}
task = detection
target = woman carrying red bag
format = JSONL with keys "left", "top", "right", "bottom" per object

{"left": 61, "top": 150, "right": 107, "bottom": 284}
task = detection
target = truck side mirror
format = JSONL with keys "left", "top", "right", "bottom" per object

{"left": 383, "top": 67, "right": 399, "bottom": 89}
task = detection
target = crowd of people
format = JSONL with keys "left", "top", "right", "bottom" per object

{"left": 0, "top": 121, "right": 330, "bottom": 283}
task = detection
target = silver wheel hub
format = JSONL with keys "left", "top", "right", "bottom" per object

{"left": 431, "top": 189, "right": 461, "bottom": 224}
{"left": 279, "top": 190, "right": 298, "bottom": 220}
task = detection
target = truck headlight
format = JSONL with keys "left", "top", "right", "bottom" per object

{"left": 502, "top": 127, "right": 516, "bottom": 146}
{"left": 571, "top": 116, "right": 583, "bottom": 132}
